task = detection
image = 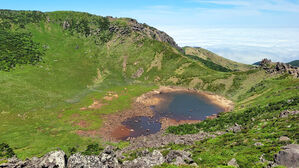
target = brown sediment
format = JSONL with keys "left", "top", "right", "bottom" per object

{"left": 88, "top": 86, "right": 234, "bottom": 141}
{"left": 111, "top": 125, "right": 131, "bottom": 140}
{"left": 160, "top": 117, "right": 201, "bottom": 130}
{"left": 98, "top": 102, "right": 154, "bottom": 141}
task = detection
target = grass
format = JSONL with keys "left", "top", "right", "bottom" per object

{"left": 164, "top": 76, "right": 299, "bottom": 167}
{"left": 0, "top": 10, "right": 298, "bottom": 167}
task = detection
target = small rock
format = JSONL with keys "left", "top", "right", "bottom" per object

{"left": 228, "top": 158, "right": 239, "bottom": 167}
{"left": 166, "top": 150, "right": 194, "bottom": 165}
{"left": 279, "top": 136, "right": 291, "bottom": 142}
{"left": 226, "top": 123, "right": 242, "bottom": 133}
{"left": 254, "top": 142, "right": 264, "bottom": 147}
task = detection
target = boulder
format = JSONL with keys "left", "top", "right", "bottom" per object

{"left": 67, "top": 153, "right": 103, "bottom": 168}
{"left": 274, "top": 144, "right": 299, "bottom": 168}
{"left": 165, "top": 150, "right": 195, "bottom": 166}
{"left": 123, "top": 150, "right": 164, "bottom": 168}
{"left": 38, "top": 150, "right": 67, "bottom": 168}
{"left": 1, "top": 150, "right": 67, "bottom": 168}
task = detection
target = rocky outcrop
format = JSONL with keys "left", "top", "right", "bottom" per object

{"left": 108, "top": 18, "right": 183, "bottom": 53}
{"left": 1, "top": 146, "right": 199, "bottom": 168}
{"left": 260, "top": 58, "right": 299, "bottom": 78}
{"left": 123, "top": 130, "right": 217, "bottom": 153}
{"left": 0, "top": 150, "right": 67, "bottom": 168}
{"left": 274, "top": 144, "right": 299, "bottom": 168}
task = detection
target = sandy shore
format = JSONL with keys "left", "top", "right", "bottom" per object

{"left": 98, "top": 86, "right": 234, "bottom": 141}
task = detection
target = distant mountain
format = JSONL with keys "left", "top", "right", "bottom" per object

{"left": 288, "top": 60, "right": 299, "bottom": 67}
{"left": 184, "top": 47, "right": 253, "bottom": 71}
{"left": 252, "top": 61, "right": 261, "bottom": 66}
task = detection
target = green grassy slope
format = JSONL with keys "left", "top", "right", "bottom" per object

{"left": 184, "top": 47, "right": 253, "bottom": 71}
{"left": 288, "top": 60, "right": 299, "bottom": 67}
{"left": 0, "top": 10, "right": 298, "bottom": 165}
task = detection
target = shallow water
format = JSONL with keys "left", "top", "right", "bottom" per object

{"left": 121, "top": 92, "right": 224, "bottom": 139}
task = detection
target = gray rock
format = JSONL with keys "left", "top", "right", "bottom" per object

{"left": 67, "top": 153, "right": 103, "bottom": 168}
{"left": 227, "top": 158, "right": 239, "bottom": 167}
{"left": 123, "top": 150, "right": 164, "bottom": 168}
{"left": 38, "top": 150, "right": 67, "bottom": 168}
{"left": 1, "top": 150, "right": 67, "bottom": 168}
{"left": 165, "top": 150, "right": 195, "bottom": 166}
{"left": 274, "top": 144, "right": 299, "bottom": 168}
{"left": 260, "top": 59, "right": 299, "bottom": 78}
{"left": 226, "top": 123, "right": 242, "bottom": 133}
{"left": 279, "top": 110, "right": 299, "bottom": 118}
{"left": 279, "top": 136, "right": 291, "bottom": 142}
{"left": 132, "top": 68, "right": 144, "bottom": 79}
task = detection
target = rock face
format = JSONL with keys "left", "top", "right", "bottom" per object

{"left": 260, "top": 58, "right": 299, "bottom": 78}
{"left": 108, "top": 18, "right": 183, "bottom": 53}
{"left": 274, "top": 144, "right": 299, "bottom": 168}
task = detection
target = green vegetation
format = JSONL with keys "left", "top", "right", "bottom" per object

{"left": 0, "top": 30, "right": 45, "bottom": 70}
{"left": 164, "top": 75, "right": 299, "bottom": 167}
{"left": 184, "top": 47, "right": 253, "bottom": 71}
{"left": 0, "top": 143, "right": 15, "bottom": 160}
{"left": 0, "top": 9, "right": 298, "bottom": 168}
{"left": 82, "top": 144, "right": 104, "bottom": 155}
{"left": 185, "top": 54, "right": 232, "bottom": 72}
{"left": 288, "top": 60, "right": 299, "bottom": 67}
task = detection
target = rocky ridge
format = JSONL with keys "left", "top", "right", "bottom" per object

{"left": 107, "top": 17, "right": 183, "bottom": 53}
{"left": 260, "top": 58, "right": 299, "bottom": 78}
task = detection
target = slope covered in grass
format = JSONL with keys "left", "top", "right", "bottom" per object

{"left": 184, "top": 47, "right": 253, "bottom": 71}
{"left": 288, "top": 60, "right": 299, "bottom": 67}
{"left": 0, "top": 10, "right": 298, "bottom": 166}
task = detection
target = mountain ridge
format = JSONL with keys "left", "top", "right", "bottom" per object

{"left": 0, "top": 10, "right": 298, "bottom": 168}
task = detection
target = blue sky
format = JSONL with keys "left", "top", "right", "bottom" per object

{"left": 1, "top": 0, "right": 299, "bottom": 63}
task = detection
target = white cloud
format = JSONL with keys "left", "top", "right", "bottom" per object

{"left": 157, "top": 26, "right": 299, "bottom": 63}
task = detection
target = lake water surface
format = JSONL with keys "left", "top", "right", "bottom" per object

{"left": 121, "top": 92, "right": 224, "bottom": 139}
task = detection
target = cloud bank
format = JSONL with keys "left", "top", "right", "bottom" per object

{"left": 157, "top": 26, "right": 299, "bottom": 64}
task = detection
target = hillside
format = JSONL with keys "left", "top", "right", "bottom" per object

{"left": 288, "top": 60, "right": 299, "bottom": 67}
{"left": 184, "top": 47, "right": 253, "bottom": 71}
{"left": 0, "top": 10, "right": 298, "bottom": 168}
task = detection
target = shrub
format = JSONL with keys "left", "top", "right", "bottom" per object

{"left": 0, "top": 30, "right": 45, "bottom": 71}
{"left": 82, "top": 143, "right": 103, "bottom": 155}
{"left": 0, "top": 143, "right": 15, "bottom": 159}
